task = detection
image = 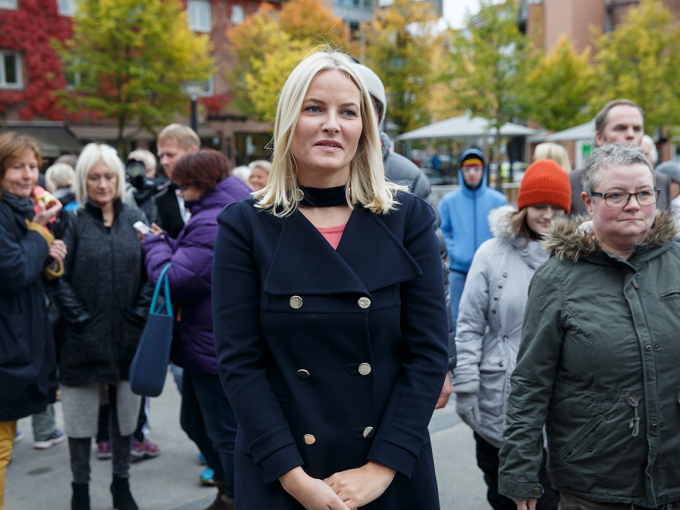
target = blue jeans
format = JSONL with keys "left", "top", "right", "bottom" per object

{"left": 180, "top": 370, "right": 238, "bottom": 499}
{"left": 449, "top": 270, "right": 468, "bottom": 337}
{"left": 32, "top": 404, "right": 56, "bottom": 441}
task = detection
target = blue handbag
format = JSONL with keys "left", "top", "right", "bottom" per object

{"left": 130, "top": 263, "right": 174, "bottom": 397}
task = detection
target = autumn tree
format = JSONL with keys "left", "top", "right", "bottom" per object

{"left": 228, "top": 0, "right": 356, "bottom": 120}
{"left": 361, "top": 0, "right": 441, "bottom": 133}
{"left": 526, "top": 35, "right": 596, "bottom": 132}
{"left": 589, "top": 0, "right": 680, "bottom": 133}
{"left": 444, "top": 0, "right": 536, "bottom": 187}
{"left": 55, "top": 0, "right": 213, "bottom": 151}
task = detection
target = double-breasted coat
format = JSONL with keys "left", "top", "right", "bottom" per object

{"left": 212, "top": 192, "right": 449, "bottom": 509}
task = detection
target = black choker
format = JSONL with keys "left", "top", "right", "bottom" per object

{"left": 298, "top": 185, "right": 348, "bottom": 207}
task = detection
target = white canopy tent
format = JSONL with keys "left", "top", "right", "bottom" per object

{"left": 396, "top": 114, "right": 537, "bottom": 141}
{"left": 545, "top": 120, "right": 596, "bottom": 142}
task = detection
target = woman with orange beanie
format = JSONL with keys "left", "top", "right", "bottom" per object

{"left": 451, "top": 159, "right": 570, "bottom": 510}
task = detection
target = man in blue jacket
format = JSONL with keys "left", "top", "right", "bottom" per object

{"left": 438, "top": 150, "right": 508, "bottom": 334}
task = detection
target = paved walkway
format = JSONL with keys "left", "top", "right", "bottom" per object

{"left": 5, "top": 373, "right": 488, "bottom": 509}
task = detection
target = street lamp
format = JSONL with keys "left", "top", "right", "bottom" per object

{"left": 180, "top": 80, "right": 206, "bottom": 133}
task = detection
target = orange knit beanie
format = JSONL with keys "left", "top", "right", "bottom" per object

{"left": 517, "top": 159, "right": 572, "bottom": 213}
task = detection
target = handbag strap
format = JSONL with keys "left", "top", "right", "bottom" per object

{"left": 150, "top": 263, "right": 173, "bottom": 317}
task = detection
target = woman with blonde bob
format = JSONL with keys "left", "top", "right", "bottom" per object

{"left": 533, "top": 143, "right": 571, "bottom": 173}
{"left": 212, "top": 50, "right": 449, "bottom": 510}
{"left": 49, "top": 143, "right": 150, "bottom": 510}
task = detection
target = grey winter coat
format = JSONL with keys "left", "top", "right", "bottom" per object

{"left": 498, "top": 211, "right": 680, "bottom": 508}
{"left": 381, "top": 130, "right": 455, "bottom": 370}
{"left": 48, "top": 200, "right": 152, "bottom": 387}
{"left": 452, "top": 206, "right": 548, "bottom": 448}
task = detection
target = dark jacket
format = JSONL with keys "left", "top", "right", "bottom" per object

{"left": 152, "top": 182, "right": 185, "bottom": 238}
{"left": 438, "top": 149, "right": 509, "bottom": 274}
{"left": 212, "top": 193, "right": 449, "bottom": 509}
{"left": 569, "top": 167, "right": 671, "bottom": 216}
{"left": 143, "top": 175, "right": 251, "bottom": 375}
{"left": 381, "top": 131, "right": 455, "bottom": 370}
{"left": 0, "top": 196, "right": 58, "bottom": 421}
{"left": 49, "top": 200, "right": 151, "bottom": 387}
{"left": 499, "top": 211, "right": 680, "bottom": 508}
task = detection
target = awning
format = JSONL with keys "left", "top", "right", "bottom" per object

{"left": 69, "top": 124, "right": 219, "bottom": 141}
{"left": 5, "top": 121, "right": 82, "bottom": 157}
{"left": 396, "top": 114, "right": 536, "bottom": 141}
{"left": 545, "top": 120, "right": 595, "bottom": 142}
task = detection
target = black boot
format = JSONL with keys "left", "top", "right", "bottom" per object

{"left": 110, "top": 475, "right": 138, "bottom": 510}
{"left": 204, "top": 481, "right": 234, "bottom": 510}
{"left": 71, "top": 482, "right": 90, "bottom": 510}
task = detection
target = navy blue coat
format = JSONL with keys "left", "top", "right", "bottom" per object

{"left": 212, "top": 192, "right": 449, "bottom": 509}
{"left": 0, "top": 198, "right": 57, "bottom": 421}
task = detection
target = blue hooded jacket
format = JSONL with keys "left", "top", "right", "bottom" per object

{"left": 438, "top": 149, "right": 508, "bottom": 273}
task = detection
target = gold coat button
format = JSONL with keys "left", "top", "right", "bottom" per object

{"left": 358, "top": 363, "right": 372, "bottom": 376}
{"left": 304, "top": 434, "right": 316, "bottom": 445}
{"left": 363, "top": 426, "right": 374, "bottom": 438}
{"left": 290, "top": 296, "right": 303, "bottom": 309}
{"left": 358, "top": 297, "right": 371, "bottom": 309}
{"left": 297, "top": 369, "right": 310, "bottom": 379}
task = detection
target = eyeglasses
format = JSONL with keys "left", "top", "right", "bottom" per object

{"left": 461, "top": 166, "right": 483, "bottom": 173}
{"left": 590, "top": 189, "right": 660, "bottom": 208}
{"left": 177, "top": 183, "right": 190, "bottom": 191}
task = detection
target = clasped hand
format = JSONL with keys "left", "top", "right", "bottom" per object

{"left": 280, "top": 461, "right": 396, "bottom": 510}
{"left": 324, "top": 461, "right": 396, "bottom": 510}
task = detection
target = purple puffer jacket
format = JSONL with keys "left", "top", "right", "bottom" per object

{"left": 143, "top": 175, "right": 251, "bottom": 374}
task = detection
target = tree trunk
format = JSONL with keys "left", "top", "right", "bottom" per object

{"left": 494, "top": 124, "right": 503, "bottom": 192}
{"left": 116, "top": 113, "right": 127, "bottom": 158}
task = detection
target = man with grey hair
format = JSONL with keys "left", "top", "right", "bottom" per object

{"left": 641, "top": 134, "right": 658, "bottom": 167}
{"left": 569, "top": 99, "right": 671, "bottom": 215}
{"left": 656, "top": 160, "right": 680, "bottom": 228}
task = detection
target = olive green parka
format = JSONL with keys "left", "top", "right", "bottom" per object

{"left": 499, "top": 211, "right": 680, "bottom": 508}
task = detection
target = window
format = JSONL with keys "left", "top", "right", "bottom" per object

{"left": 57, "top": 0, "right": 77, "bottom": 16}
{"left": 0, "top": 51, "right": 22, "bottom": 89}
{"left": 202, "top": 76, "right": 214, "bottom": 96}
{"left": 188, "top": 0, "right": 211, "bottom": 33}
{"left": 0, "top": 0, "right": 17, "bottom": 10}
{"left": 231, "top": 5, "right": 245, "bottom": 25}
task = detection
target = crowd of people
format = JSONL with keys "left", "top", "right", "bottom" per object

{"left": 1, "top": 49, "right": 679, "bottom": 510}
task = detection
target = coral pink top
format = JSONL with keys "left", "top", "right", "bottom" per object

{"left": 316, "top": 223, "right": 346, "bottom": 250}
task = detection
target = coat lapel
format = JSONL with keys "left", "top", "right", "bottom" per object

{"left": 264, "top": 206, "right": 422, "bottom": 295}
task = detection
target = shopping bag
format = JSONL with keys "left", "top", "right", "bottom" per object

{"left": 129, "top": 263, "right": 173, "bottom": 397}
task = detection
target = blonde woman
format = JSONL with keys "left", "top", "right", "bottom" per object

{"left": 248, "top": 160, "right": 271, "bottom": 191}
{"left": 533, "top": 143, "right": 571, "bottom": 173}
{"left": 49, "top": 143, "right": 150, "bottom": 510}
{"left": 212, "top": 51, "right": 449, "bottom": 510}
{"left": 45, "top": 163, "right": 79, "bottom": 211}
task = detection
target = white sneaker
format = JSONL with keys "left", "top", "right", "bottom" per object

{"left": 34, "top": 429, "right": 66, "bottom": 450}
{"left": 14, "top": 430, "right": 24, "bottom": 444}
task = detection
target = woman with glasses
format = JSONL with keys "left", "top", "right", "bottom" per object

{"left": 498, "top": 143, "right": 679, "bottom": 510}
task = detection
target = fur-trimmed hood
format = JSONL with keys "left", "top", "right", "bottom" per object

{"left": 489, "top": 205, "right": 520, "bottom": 239}
{"left": 488, "top": 205, "right": 548, "bottom": 269}
{"left": 542, "top": 209, "right": 679, "bottom": 262}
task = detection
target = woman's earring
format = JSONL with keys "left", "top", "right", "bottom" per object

{"left": 294, "top": 188, "right": 304, "bottom": 202}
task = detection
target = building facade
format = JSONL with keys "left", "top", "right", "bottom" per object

{"left": 0, "top": 0, "right": 275, "bottom": 167}
{"left": 520, "top": 0, "right": 680, "bottom": 53}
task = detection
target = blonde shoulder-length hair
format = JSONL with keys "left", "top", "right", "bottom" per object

{"left": 254, "top": 50, "right": 404, "bottom": 216}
